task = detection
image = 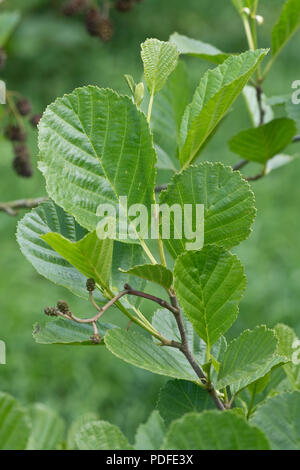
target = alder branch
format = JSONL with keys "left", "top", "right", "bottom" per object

{"left": 0, "top": 197, "right": 48, "bottom": 216}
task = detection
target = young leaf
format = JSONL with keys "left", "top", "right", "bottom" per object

{"left": 104, "top": 328, "right": 199, "bottom": 382}
{"left": 174, "top": 246, "right": 246, "bottom": 346}
{"left": 272, "top": 0, "right": 300, "bottom": 59}
{"left": 38, "top": 86, "right": 156, "bottom": 237}
{"left": 163, "top": 411, "right": 270, "bottom": 450}
{"left": 159, "top": 162, "right": 256, "bottom": 258}
{"left": 26, "top": 404, "right": 65, "bottom": 450}
{"left": 134, "top": 411, "right": 166, "bottom": 450}
{"left": 251, "top": 391, "right": 300, "bottom": 450}
{"left": 76, "top": 421, "right": 134, "bottom": 450}
{"left": 141, "top": 38, "right": 179, "bottom": 96}
{"left": 217, "top": 326, "right": 279, "bottom": 392}
{"left": 33, "top": 318, "right": 116, "bottom": 345}
{"left": 179, "top": 49, "right": 268, "bottom": 168}
{"left": 157, "top": 380, "right": 215, "bottom": 425}
{"left": 120, "top": 264, "right": 173, "bottom": 290}
{"left": 42, "top": 231, "right": 113, "bottom": 291}
{"left": 0, "top": 392, "right": 30, "bottom": 450}
{"left": 16, "top": 200, "right": 94, "bottom": 300}
{"left": 229, "top": 118, "right": 297, "bottom": 164}
{"left": 0, "top": 11, "right": 20, "bottom": 46}
{"left": 170, "top": 33, "right": 230, "bottom": 64}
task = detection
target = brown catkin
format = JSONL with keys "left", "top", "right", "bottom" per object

{"left": 98, "top": 17, "right": 114, "bottom": 42}
{"left": 0, "top": 47, "right": 7, "bottom": 70}
{"left": 12, "top": 144, "right": 33, "bottom": 178}
{"left": 115, "top": 0, "right": 135, "bottom": 12}
{"left": 16, "top": 98, "right": 32, "bottom": 116}
{"left": 85, "top": 7, "right": 103, "bottom": 36}
{"left": 5, "top": 124, "right": 27, "bottom": 142}
{"left": 62, "top": 0, "right": 88, "bottom": 16}
{"left": 30, "top": 114, "right": 42, "bottom": 128}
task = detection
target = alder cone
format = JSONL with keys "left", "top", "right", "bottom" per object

{"left": 5, "top": 124, "right": 27, "bottom": 142}
{"left": 98, "top": 18, "right": 114, "bottom": 42}
{"left": 115, "top": 0, "right": 135, "bottom": 12}
{"left": 16, "top": 98, "right": 32, "bottom": 116}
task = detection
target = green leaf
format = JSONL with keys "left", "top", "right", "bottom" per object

{"left": 120, "top": 264, "right": 173, "bottom": 290}
{"left": 217, "top": 326, "right": 279, "bottom": 393}
{"left": 42, "top": 231, "right": 113, "bottom": 291}
{"left": 38, "top": 86, "right": 156, "bottom": 238}
{"left": 179, "top": 49, "right": 268, "bottom": 168}
{"left": 251, "top": 391, "right": 300, "bottom": 449}
{"left": 157, "top": 380, "right": 215, "bottom": 425}
{"left": 0, "top": 392, "right": 30, "bottom": 450}
{"left": 170, "top": 33, "right": 230, "bottom": 64}
{"left": 26, "top": 404, "right": 65, "bottom": 450}
{"left": 272, "top": 0, "right": 300, "bottom": 59}
{"left": 16, "top": 200, "right": 94, "bottom": 300}
{"left": 248, "top": 373, "right": 271, "bottom": 396}
{"left": 174, "top": 246, "right": 246, "bottom": 346}
{"left": 142, "top": 61, "right": 190, "bottom": 166}
{"left": 134, "top": 411, "right": 166, "bottom": 450}
{"left": 160, "top": 162, "right": 256, "bottom": 258}
{"left": 243, "top": 85, "right": 274, "bottom": 127}
{"left": 76, "top": 421, "right": 134, "bottom": 450}
{"left": 105, "top": 328, "right": 199, "bottom": 382}
{"left": 163, "top": 411, "right": 270, "bottom": 450}
{"left": 229, "top": 118, "right": 297, "bottom": 164}
{"left": 141, "top": 38, "right": 179, "bottom": 96}
{"left": 33, "top": 318, "right": 116, "bottom": 345}
{"left": 0, "top": 11, "right": 20, "bottom": 46}
{"left": 67, "top": 413, "right": 99, "bottom": 449}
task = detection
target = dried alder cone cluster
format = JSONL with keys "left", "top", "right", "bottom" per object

{"left": 62, "top": 0, "right": 144, "bottom": 41}
{"left": 4, "top": 96, "right": 41, "bottom": 178}
{"left": 13, "top": 0, "right": 300, "bottom": 451}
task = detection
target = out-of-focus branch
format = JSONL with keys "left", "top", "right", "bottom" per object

{"left": 0, "top": 197, "right": 47, "bottom": 216}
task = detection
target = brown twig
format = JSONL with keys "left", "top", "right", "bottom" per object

{"left": 124, "top": 283, "right": 179, "bottom": 315}
{"left": 0, "top": 197, "right": 48, "bottom": 216}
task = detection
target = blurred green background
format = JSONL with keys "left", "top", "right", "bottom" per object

{"left": 0, "top": 0, "right": 300, "bottom": 439}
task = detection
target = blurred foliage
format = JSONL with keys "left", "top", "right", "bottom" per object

{"left": 0, "top": 0, "right": 300, "bottom": 440}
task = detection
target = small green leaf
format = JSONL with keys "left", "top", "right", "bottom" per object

{"left": 105, "top": 328, "right": 199, "bottom": 382}
{"left": 179, "top": 49, "right": 268, "bottom": 168}
{"left": 33, "top": 318, "right": 116, "bottom": 345}
{"left": 26, "top": 404, "right": 65, "bottom": 450}
{"left": 229, "top": 118, "right": 297, "bottom": 164}
{"left": 141, "top": 38, "right": 179, "bottom": 96}
{"left": 157, "top": 380, "right": 215, "bottom": 425}
{"left": 251, "top": 391, "right": 300, "bottom": 450}
{"left": 134, "top": 411, "right": 166, "bottom": 450}
{"left": 160, "top": 163, "right": 256, "bottom": 258}
{"left": 163, "top": 411, "right": 270, "bottom": 450}
{"left": 217, "top": 326, "right": 278, "bottom": 393}
{"left": 170, "top": 33, "right": 230, "bottom": 64}
{"left": 76, "top": 421, "right": 134, "bottom": 450}
{"left": 272, "top": 0, "right": 300, "bottom": 59}
{"left": 0, "top": 11, "right": 20, "bottom": 46}
{"left": 120, "top": 264, "right": 173, "bottom": 290}
{"left": 42, "top": 231, "right": 113, "bottom": 291}
{"left": 0, "top": 392, "right": 30, "bottom": 450}
{"left": 174, "top": 246, "right": 246, "bottom": 346}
